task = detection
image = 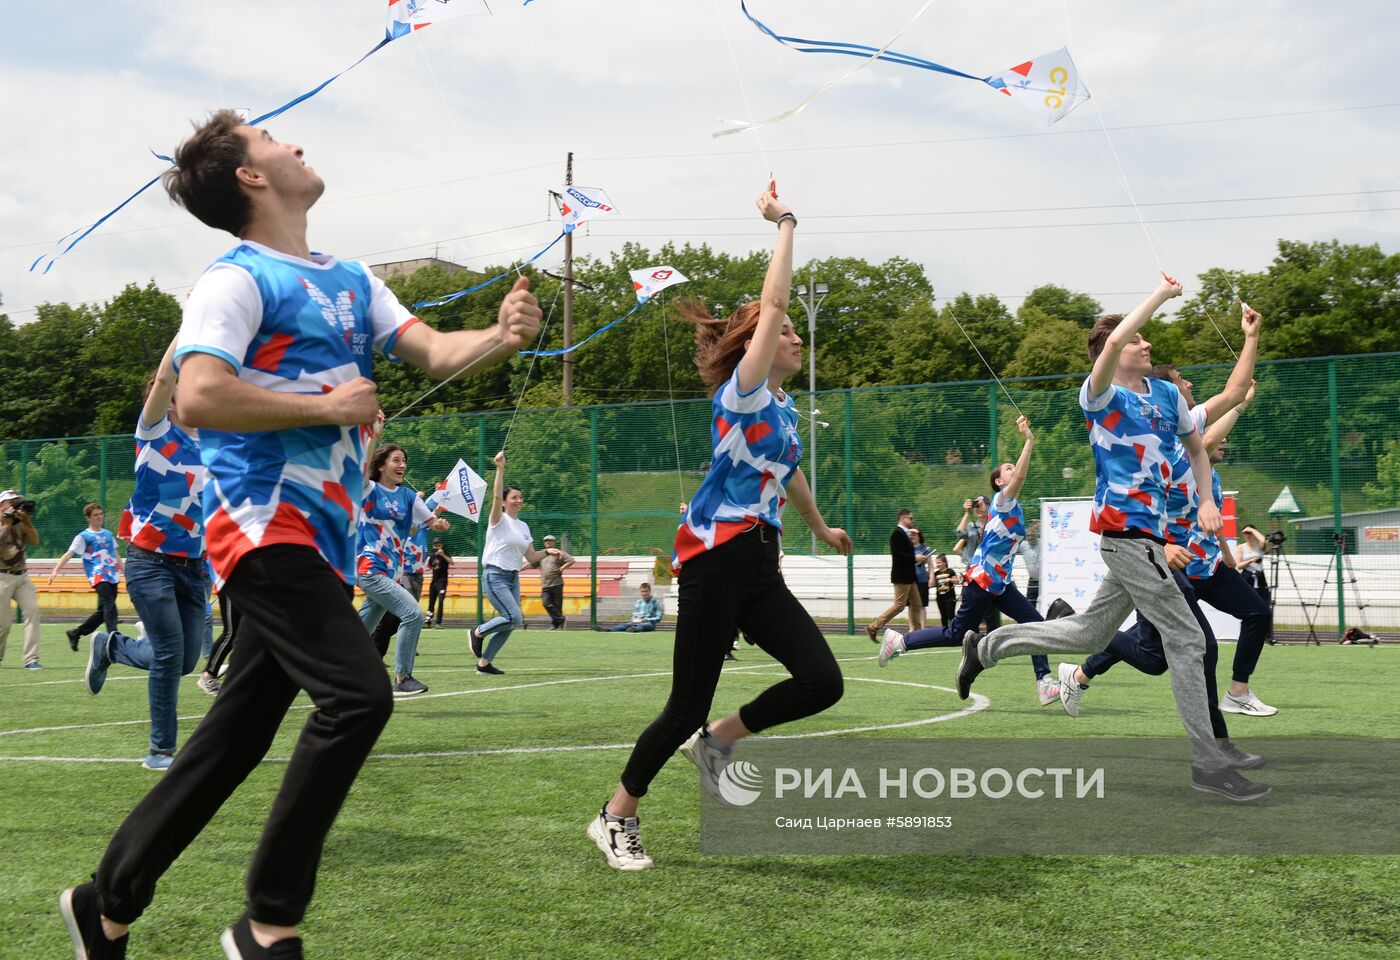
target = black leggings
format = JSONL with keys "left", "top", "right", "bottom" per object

{"left": 75, "top": 581, "right": 120, "bottom": 637}
{"left": 619, "top": 525, "right": 843, "bottom": 798}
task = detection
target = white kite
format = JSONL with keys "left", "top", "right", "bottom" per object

{"left": 431, "top": 459, "right": 490, "bottom": 523}
{"left": 629, "top": 266, "right": 690, "bottom": 302}
{"left": 559, "top": 186, "right": 620, "bottom": 233}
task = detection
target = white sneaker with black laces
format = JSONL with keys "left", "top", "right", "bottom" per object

{"left": 1221, "top": 688, "right": 1278, "bottom": 717}
{"left": 1057, "top": 662, "right": 1087, "bottom": 717}
{"left": 1036, "top": 675, "right": 1061, "bottom": 706}
{"left": 678, "top": 724, "right": 734, "bottom": 803}
{"left": 587, "top": 808, "right": 653, "bottom": 870}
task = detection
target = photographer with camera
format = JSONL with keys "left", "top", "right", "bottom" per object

{"left": 49, "top": 503, "right": 123, "bottom": 651}
{"left": 0, "top": 490, "right": 43, "bottom": 670}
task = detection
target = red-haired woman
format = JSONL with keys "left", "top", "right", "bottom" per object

{"left": 587, "top": 186, "right": 851, "bottom": 870}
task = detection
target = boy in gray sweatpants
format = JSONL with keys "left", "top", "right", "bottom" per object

{"left": 956, "top": 275, "right": 1270, "bottom": 803}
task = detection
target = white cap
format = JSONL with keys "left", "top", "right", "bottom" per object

{"left": 0, "top": 490, "right": 20, "bottom": 504}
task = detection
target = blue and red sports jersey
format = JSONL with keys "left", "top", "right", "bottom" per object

{"left": 1185, "top": 469, "right": 1224, "bottom": 580}
{"left": 118, "top": 416, "right": 205, "bottom": 558}
{"left": 357, "top": 482, "right": 434, "bottom": 580}
{"left": 1163, "top": 405, "right": 1210, "bottom": 545}
{"left": 1079, "top": 376, "right": 1196, "bottom": 540}
{"left": 965, "top": 491, "right": 1025, "bottom": 595}
{"left": 174, "top": 242, "right": 419, "bottom": 589}
{"left": 673, "top": 367, "right": 803, "bottom": 570}
{"left": 403, "top": 523, "right": 429, "bottom": 576}
{"left": 68, "top": 528, "right": 121, "bottom": 586}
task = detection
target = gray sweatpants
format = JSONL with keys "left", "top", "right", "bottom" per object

{"left": 978, "top": 535, "right": 1227, "bottom": 772}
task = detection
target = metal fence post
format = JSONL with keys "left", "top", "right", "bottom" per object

{"left": 476, "top": 414, "right": 486, "bottom": 626}
{"left": 1328, "top": 361, "right": 1345, "bottom": 637}
{"left": 845, "top": 389, "right": 855, "bottom": 635}
{"left": 988, "top": 382, "right": 999, "bottom": 467}
{"left": 590, "top": 407, "right": 600, "bottom": 629}
{"left": 99, "top": 436, "right": 108, "bottom": 508}
{"left": 19, "top": 440, "right": 28, "bottom": 496}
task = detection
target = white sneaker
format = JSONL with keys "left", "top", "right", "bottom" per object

{"left": 1222, "top": 689, "right": 1278, "bottom": 717}
{"left": 197, "top": 673, "right": 220, "bottom": 696}
{"left": 587, "top": 809, "right": 654, "bottom": 870}
{"left": 1036, "top": 675, "right": 1061, "bottom": 706}
{"left": 878, "top": 629, "right": 906, "bottom": 668}
{"left": 1057, "top": 662, "right": 1087, "bottom": 717}
{"left": 678, "top": 725, "right": 734, "bottom": 803}
{"left": 135, "top": 620, "right": 146, "bottom": 640}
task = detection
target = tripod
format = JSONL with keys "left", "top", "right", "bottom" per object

{"left": 1267, "top": 541, "right": 1320, "bottom": 645}
{"left": 1312, "top": 532, "right": 1378, "bottom": 646}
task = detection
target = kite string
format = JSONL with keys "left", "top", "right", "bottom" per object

{"left": 1061, "top": 3, "right": 1239, "bottom": 360}
{"left": 708, "top": 0, "right": 774, "bottom": 173}
{"left": 659, "top": 290, "right": 688, "bottom": 505}
{"left": 501, "top": 279, "right": 566, "bottom": 452}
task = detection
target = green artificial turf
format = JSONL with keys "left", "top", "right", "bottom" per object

{"left": 1, "top": 624, "right": 1396, "bottom": 959}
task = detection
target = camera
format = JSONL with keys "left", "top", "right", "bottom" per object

{"left": 1265, "top": 530, "right": 1286, "bottom": 547}
{"left": 2, "top": 499, "right": 37, "bottom": 518}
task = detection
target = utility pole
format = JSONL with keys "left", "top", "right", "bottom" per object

{"left": 562, "top": 151, "right": 575, "bottom": 404}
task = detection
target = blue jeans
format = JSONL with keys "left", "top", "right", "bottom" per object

{"left": 119, "top": 552, "right": 208, "bottom": 755}
{"left": 903, "top": 581, "right": 1050, "bottom": 680}
{"left": 478, "top": 566, "right": 523, "bottom": 662}
{"left": 358, "top": 572, "right": 424, "bottom": 677}
{"left": 608, "top": 621, "right": 657, "bottom": 632}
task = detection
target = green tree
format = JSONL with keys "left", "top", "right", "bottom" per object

{"left": 1019, "top": 285, "right": 1102, "bottom": 328}
{"left": 84, "top": 283, "right": 183, "bottom": 434}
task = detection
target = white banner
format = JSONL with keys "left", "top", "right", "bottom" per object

{"left": 1037, "top": 497, "right": 1238, "bottom": 641}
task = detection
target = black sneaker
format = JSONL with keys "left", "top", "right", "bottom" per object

{"left": 59, "top": 882, "right": 128, "bottom": 959}
{"left": 955, "top": 630, "right": 985, "bottom": 700}
{"left": 1220, "top": 739, "right": 1266, "bottom": 770}
{"left": 67, "top": 628, "right": 82, "bottom": 652}
{"left": 1191, "top": 766, "right": 1272, "bottom": 803}
{"left": 220, "top": 915, "right": 303, "bottom": 959}
{"left": 469, "top": 627, "right": 484, "bottom": 659}
{"left": 723, "top": 651, "right": 738, "bottom": 662}
{"left": 476, "top": 662, "right": 504, "bottom": 675}
{"left": 1046, "top": 598, "right": 1075, "bottom": 620}
{"left": 393, "top": 676, "right": 429, "bottom": 697}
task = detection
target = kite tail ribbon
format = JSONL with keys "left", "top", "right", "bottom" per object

{"left": 413, "top": 231, "right": 567, "bottom": 309}
{"left": 519, "top": 299, "right": 647, "bottom": 358}
{"left": 31, "top": 38, "right": 393, "bottom": 274}
{"left": 738, "top": 1, "right": 984, "bottom": 82}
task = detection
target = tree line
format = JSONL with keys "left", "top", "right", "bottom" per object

{"left": 2, "top": 237, "right": 1398, "bottom": 443}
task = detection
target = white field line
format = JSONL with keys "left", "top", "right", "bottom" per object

{"left": 0, "top": 652, "right": 982, "bottom": 763}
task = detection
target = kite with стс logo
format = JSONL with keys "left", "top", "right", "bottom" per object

{"left": 31, "top": 0, "right": 497, "bottom": 274}
{"left": 717, "top": 1, "right": 1089, "bottom": 137}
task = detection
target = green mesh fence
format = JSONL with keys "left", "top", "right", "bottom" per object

{"left": 4, "top": 352, "right": 1398, "bottom": 637}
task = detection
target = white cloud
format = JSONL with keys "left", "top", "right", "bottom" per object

{"left": 3, "top": 0, "right": 1397, "bottom": 326}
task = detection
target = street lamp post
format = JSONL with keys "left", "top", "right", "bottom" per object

{"left": 794, "top": 275, "right": 829, "bottom": 553}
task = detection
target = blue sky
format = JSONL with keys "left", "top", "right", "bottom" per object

{"left": 3, "top": 0, "right": 1397, "bottom": 326}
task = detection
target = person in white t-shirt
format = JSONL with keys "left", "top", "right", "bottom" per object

{"left": 468, "top": 451, "right": 560, "bottom": 675}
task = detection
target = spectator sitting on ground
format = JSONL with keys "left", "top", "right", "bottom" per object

{"left": 601, "top": 583, "right": 664, "bottom": 633}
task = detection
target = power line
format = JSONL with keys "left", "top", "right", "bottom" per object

{"left": 580, "top": 101, "right": 1400, "bottom": 163}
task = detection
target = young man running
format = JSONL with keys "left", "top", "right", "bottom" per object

{"left": 84, "top": 339, "right": 209, "bottom": 771}
{"left": 50, "top": 503, "right": 123, "bottom": 651}
{"left": 955, "top": 276, "right": 1269, "bottom": 803}
{"left": 878, "top": 416, "right": 1068, "bottom": 705}
{"left": 60, "top": 110, "right": 541, "bottom": 960}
